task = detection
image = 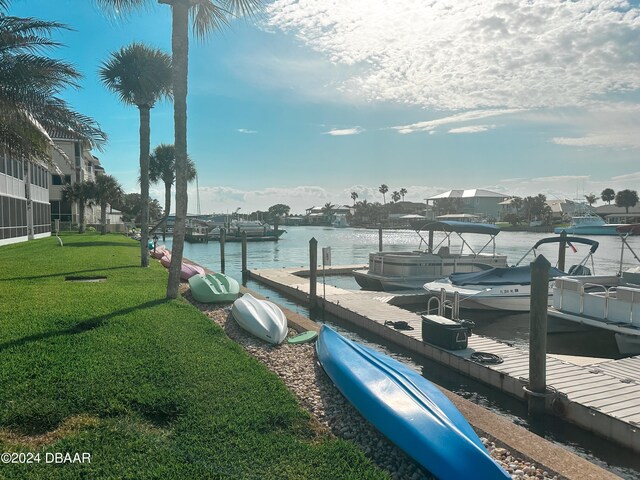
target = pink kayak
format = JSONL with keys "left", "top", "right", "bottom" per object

{"left": 159, "top": 253, "right": 204, "bottom": 281}
{"left": 150, "top": 246, "right": 167, "bottom": 259}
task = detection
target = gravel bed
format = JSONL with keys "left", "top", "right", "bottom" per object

{"left": 190, "top": 296, "right": 560, "bottom": 480}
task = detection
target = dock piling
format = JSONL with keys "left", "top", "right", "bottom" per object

{"left": 241, "top": 232, "right": 247, "bottom": 284}
{"left": 378, "top": 225, "right": 383, "bottom": 252}
{"left": 528, "top": 254, "right": 550, "bottom": 415}
{"left": 220, "top": 228, "right": 226, "bottom": 274}
{"left": 558, "top": 230, "right": 567, "bottom": 272}
{"left": 309, "top": 238, "right": 318, "bottom": 309}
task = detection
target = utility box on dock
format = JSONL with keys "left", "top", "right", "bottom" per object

{"left": 421, "top": 315, "right": 471, "bottom": 350}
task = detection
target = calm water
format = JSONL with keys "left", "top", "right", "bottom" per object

{"left": 162, "top": 226, "right": 640, "bottom": 478}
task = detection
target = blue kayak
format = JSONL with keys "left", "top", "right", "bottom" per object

{"left": 316, "top": 326, "right": 509, "bottom": 479}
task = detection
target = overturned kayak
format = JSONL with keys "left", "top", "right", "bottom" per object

{"left": 231, "top": 294, "right": 287, "bottom": 344}
{"left": 159, "top": 253, "right": 204, "bottom": 281}
{"left": 150, "top": 246, "right": 167, "bottom": 259}
{"left": 316, "top": 326, "right": 509, "bottom": 479}
{"left": 189, "top": 273, "right": 239, "bottom": 303}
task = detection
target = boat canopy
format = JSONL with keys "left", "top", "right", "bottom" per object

{"left": 532, "top": 236, "right": 599, "bottom": 254}
{"left": 449, "top": 265, "right": 566, "bottom": 287}
{"left": 409, "top": 220, "right": 501, "bottom": 236}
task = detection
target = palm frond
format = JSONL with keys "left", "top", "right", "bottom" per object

{"left": 100, "top": 43, "right": 172, "bottom": 107}
{"left": 191, "top": 1, "right": 230, "bottom": 40}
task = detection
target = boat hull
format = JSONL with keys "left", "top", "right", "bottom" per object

{"left": 353, "top": 251, "right": 507, "bottom": 292}
{"left": 316, "top": 326, "right": 509, "bottom": 479}
{"left": 188, "top": 273, "right": 239, "bottom": 303}
{"left": 231, "top": 294, "right": 288, "bottom": 344}
{"left": 554, "top": 225, "right": 620, "bottom": 235}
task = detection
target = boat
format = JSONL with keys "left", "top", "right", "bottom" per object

{"left": 353, "top": 220, "right": 508, "bottom": 291}
{"left": 331, "top": 214, "right": 349, "bottom": 228}
{"left": 424, "top": 236, "right": 599, "bottom": 311}
{"left": 208, "top": 220, "right": 286, "bottom": 242}
{"left": 316, "top": 326, "right": 509, "bottom": 479}
{"left": 159, "top": 253, "right": 205, "bottom": 281}
{"left": 231, "top": 293, "right": 288, "bottom": 344}
{"left": 548, "top": 224, "right": 640, "bottom": 354}
{"left": 554, "top": 203, "right": 624, "bottom": 235}
{"left": 188, "top": 273, "right": 239, "bottom": 303}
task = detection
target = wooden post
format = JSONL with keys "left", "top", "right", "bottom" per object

{"left": 220, "top": 228, "right": 226, "bottom": 274}
{"left": 378, "top": 225, "right": 383, "bottom": 252}
{"left": 558, "top": 230, "right": 567, "bottom": 272}
{"left": 528, "top": 254, "right": 550, "bottom": 415}
{"left": 428, "top": 230, "right": 434, "bottom": 253}
{"left": 309, "top": 237, "right": 318, "bottom": 309}
{"left": 241, "top": 232, "right": 248, "bottom": 284}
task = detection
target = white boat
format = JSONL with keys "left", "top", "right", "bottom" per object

{"left": 332, "top": 214, "right": 349, "bottom": 228}
{"left": 548, "top": 224, "right": 640, "bottom": 354}
{"left": 424, "top": 236, "right": 599, "bottom": 311}
{"left": 554, "top": 203, "right": 624, "bottom": 236}
{"left": 353, "top": 221, "right": 508, "bottom": 291}
{"left": 231, "top": 293, "right": 288, "bottom": 344}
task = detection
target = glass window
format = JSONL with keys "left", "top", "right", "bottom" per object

{"left": 0, "top": 155, "right": 5, "bottom": 174}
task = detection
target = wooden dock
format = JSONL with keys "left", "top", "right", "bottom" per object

{"left": 248, "top": 266, "right": 640, "bottom": 454}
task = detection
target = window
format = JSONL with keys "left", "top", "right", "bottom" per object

{"left": 0, "top": 155, "right": 5, "bottom": 174}
{"left": 52, "top": 174, "right": 63, "bottom": 185}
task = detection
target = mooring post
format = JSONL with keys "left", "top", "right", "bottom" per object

{"left": 309, "top": 237, "right": 318, "bottom": 309}
{"left": 241, "top": 232, "right": 248, "bottom": 284}
{"left": 428, "top": 230, "right": 434, "bottom": 253}
{"left": 558, "top": 230, "right": 567, "bottom": 272}
{"left": 378, "top": 225, "right": 383, "bottom": 252}
{"left": 528, "top": 254, "right": 550, "bottom": 415}
{"left": 220, "top": 228, "right": 226, "bottom": 274}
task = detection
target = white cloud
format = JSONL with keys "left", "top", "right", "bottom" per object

{"left": 392, "top": 109, "right": 518, "bottom": 134}
{"left": 448, "top": 124, "right": 496, "bottom": 134}
{"left": 611, "top": 172, "right": 640, "bottom": 182}
{"left": 324, "top": 127, "right": 363, "bottom": 136}
{"left": 237, "top": 128, "right": 257, "bottom": 134}
{"left": 267, "top": 1, "right": 640, "bottom": 110}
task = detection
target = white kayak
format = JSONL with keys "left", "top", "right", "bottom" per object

{"left": 231, "top": 294, "right": 288, "bottom": 344}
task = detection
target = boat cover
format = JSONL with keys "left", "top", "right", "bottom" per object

{"left": 409, "top": 220, "right": 500, "bottom": 236}
{"left": 449, "top": 265, "right": 565, "bottom": 286}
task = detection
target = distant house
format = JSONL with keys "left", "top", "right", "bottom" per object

{"left": 304, "top": 205, "right": 353, "bottom": 224}
{"left": 595, "top": 204, "right": 640, "bottom": 224}
{"left": 427, "top": 189, "right": 508, "bottom": 221}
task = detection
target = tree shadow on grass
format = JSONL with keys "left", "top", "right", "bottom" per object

{"left": 0, "top": 265, "right": 142, "bottom": 282}
{"left": 65, "top": 241, "right": 139, "bottom": 248}
{"left": 0, "top": 298, "right": 168, "bottom": 354}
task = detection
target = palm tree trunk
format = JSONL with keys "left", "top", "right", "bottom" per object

{"left": 167, "top": 2, "right": 190, "bottom": 299}
{"left": 163, "top": 181, "right": 171, "bottom": 241}
{"left": 101, "top": 200, "right": 107, "bottom": 235}
{"left": 139, "top": 105, "right": 151, "bottom": 267}
{"left": 79, "top": 203, "right": 85, "bottom": 233}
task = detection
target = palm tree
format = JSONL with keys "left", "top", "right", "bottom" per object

{"left": 391, "top": 191, "right": 401, "bottom": 203}
{"left": 99, "top": 43, "right": 172, "bottom": 268}
{"left": 350, "top": 191, "right": 358, "bottom": 206}
{"left": 379, "top": 184, "right": 388, "bottom": 204}
{"left": 601, "top": 188, "right": 615, "bottom": 205}
{"left": 97, "top": 1, "right": 261, "bottom": 298}
{"left": 322, "top": 203, "right": 335, "bottom": 224}
{"left": 584, "top": 193, "right": 597, "bottom": 206}
{"left": 0, "top": 7, "right": 106, "bottom": 164}
{"left": 62, "top": 181, "right": 95, "bottom": 233}
{"left": 148, "top": 143, "right": 196, "bottom": 240}
{"left": 94, "top": 174, "right": 124, "bottom": 235}
{"left": 399, "top": 188, "right": 407, "bottom": 202}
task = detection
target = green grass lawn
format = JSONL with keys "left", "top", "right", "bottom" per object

{"left": 0, "top": 234, "right": 386, "bottom": 479}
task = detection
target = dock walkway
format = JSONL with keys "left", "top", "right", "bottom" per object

{"left": 249, "top": 266, "right": 640, "bottom": 454}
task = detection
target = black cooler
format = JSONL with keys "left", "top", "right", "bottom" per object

{"left": 421, "top": 314, "right": 472, "bottom": 350}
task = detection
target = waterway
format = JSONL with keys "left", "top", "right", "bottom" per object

{"left": 161, "top": 226, "right": 640, "bottom": 478}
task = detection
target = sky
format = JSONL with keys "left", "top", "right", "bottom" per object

{"left": 9, "top": 0, "right": 640, "bottom": 214}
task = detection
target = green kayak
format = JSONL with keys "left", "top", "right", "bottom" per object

{"left": 188, "top": 273, "right": 240, "bottom": 303}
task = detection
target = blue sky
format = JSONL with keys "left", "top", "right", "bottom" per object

{"left": 10, "top": 0, "right": 640, "bottom": 214}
